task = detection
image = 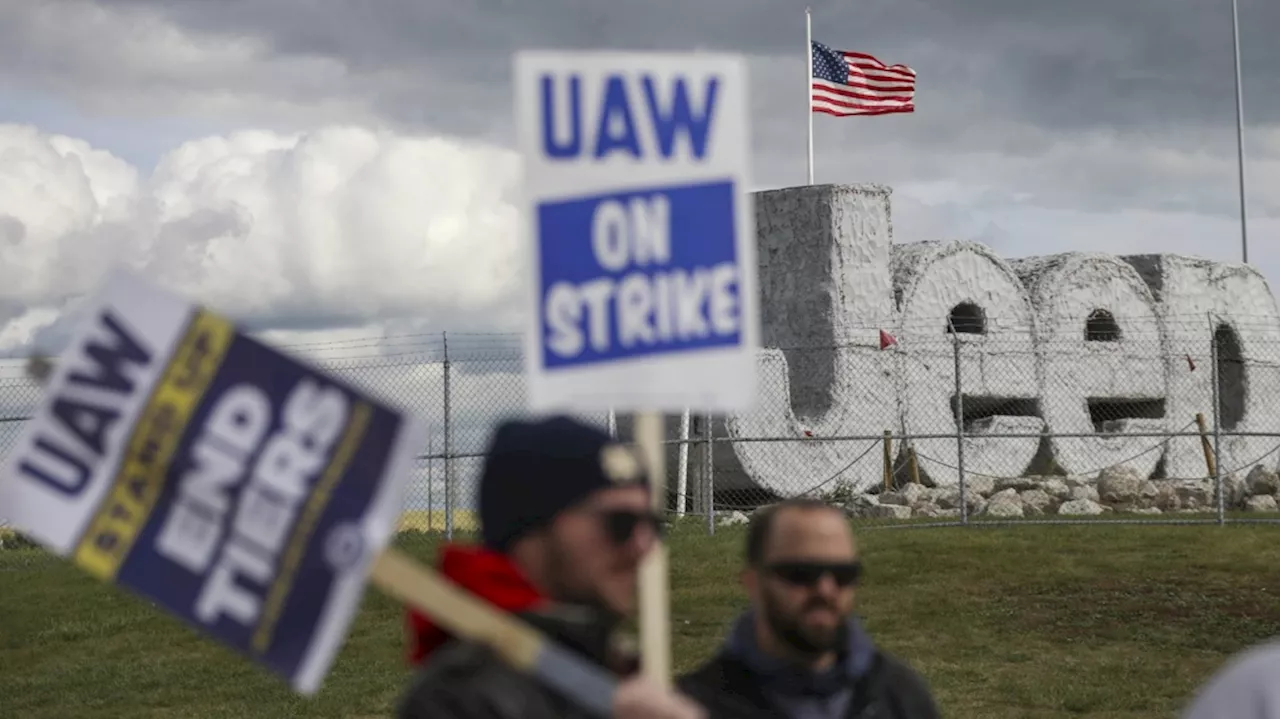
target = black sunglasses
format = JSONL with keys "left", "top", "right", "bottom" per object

{"left": 766, "top": 561, "right": 862, "bottom": 588}
{"left": 598, "top": 509, "right": 667, "bottom": 545}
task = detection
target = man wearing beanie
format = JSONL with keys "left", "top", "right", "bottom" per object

{"left": 396, "top": 416, "right": 725, "bottom": 719}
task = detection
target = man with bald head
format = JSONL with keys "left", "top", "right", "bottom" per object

{"left": 678, "top": 498, "right": 939, "bottom": 718}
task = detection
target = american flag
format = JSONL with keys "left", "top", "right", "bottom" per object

{"left": 810, "top": 41, "right": 916, "bottom": 117}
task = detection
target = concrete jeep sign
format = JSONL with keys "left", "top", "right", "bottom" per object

{"left": 715, "top": 184, "right": 1280, "bottom": 498}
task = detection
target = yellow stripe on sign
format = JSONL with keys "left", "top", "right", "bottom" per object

{"left": 73, "top": 310, "right": 235, "bottom": 581}
{"left": 251, "top": 401, "right": 373, "bottom": 654}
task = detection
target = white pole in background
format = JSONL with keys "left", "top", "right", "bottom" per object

{"left": 676, "top": 409, "right": 691, "bottom": 517}
{"left": 805, "top": 7, "right": 815, "bottom": 185}
{"left": 442, "top": 332, "right": 453, "bottom": 540}
{"left": 1230, "top": 0, "right": 1249, "bottom": 264}
{"left": 427, "top": 434, "right": 435, "bottom": 532}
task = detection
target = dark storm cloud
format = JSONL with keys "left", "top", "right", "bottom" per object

{"left": 96, "top": 0, "right": 1280, "bottom": 135}
{"left": 4, "top": 1, "right": 1277, "bottom": 237}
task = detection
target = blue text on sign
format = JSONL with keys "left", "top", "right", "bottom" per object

{"left": 538, "top": 180, "right": 741, "bottom": 369}
{"left": 540, "top": 72, "right": 720, "bottom": 161}
{"left": 16, "top": 312, "right": 152, "bottom": 498}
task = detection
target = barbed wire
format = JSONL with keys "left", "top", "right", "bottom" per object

{"left": 0, "top": 312, "right": 1276, "bottom": 375}
{"left": 271, "top": 330, "right": 519, "bottom": 349}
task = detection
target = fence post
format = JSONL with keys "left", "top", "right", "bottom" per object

{"left": 705, "top": 412, "right": 715, "bottom": 536}
{"left": 428, "top": 434, "right": 435, "bottom": 533}
{"left": 443, "top": 331, "right": 454, "bottom": 540}
{"left": 676, "top": 410, "right": 691, "bottom": 517}
{"left": 952, "top": 329, "right": 968, "bottom": 525}
{"left": 882, "top": 430, "right": 893, "bottom": 491}
{"left": 1209, "top": 316, "right": 1225, "bottom": 525}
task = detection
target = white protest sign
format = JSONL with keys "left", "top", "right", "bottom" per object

{"left": 0, "top": 267, "right": 425, "bottom": 695}
{"left": 514, "top": 51, "right": 759, "bottom": 412}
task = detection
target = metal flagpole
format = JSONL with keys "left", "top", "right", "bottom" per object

{"left": 805, "top": 7, "right": 815, "bottom": 185}
{"left": 1230, "top": 0, "right": 1249, "bottom": 264}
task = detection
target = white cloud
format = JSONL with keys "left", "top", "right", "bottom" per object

{"left": 0, "top": 122, "right": 527, "bottom": 356}
{"left": 0, "top": 120, "right": 540, "bottom": 513}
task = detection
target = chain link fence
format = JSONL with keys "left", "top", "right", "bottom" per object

{"left": 2, "top": 314, "right": 1280, "bottom": 542}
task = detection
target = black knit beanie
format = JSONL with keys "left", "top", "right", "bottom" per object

{"left": 479, "top": 415, "right": 648, "bottom": 552}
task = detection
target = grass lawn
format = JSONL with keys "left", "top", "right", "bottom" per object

{"left": 396, "top": 509, "right": 479, "bottom": 534}
{"left": 2, "top": 520, "right": 1279, "bottom": 718}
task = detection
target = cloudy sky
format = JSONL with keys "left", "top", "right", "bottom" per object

{"left": 0, "top": 0, "right": 1278, "bottom": 471}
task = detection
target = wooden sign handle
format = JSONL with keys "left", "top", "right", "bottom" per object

{"left": 371, "top": 549, "right": 617, "bottom": 715}
{"left": 634, "top": 411, "right": 672, "bottom": 688}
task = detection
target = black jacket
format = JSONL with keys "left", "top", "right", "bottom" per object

{"left": 397, "top": 605, "right": 631, "bottom": 719}
{"left": 677, "top": 615, "right": 940, "bottom": 719}
{"left": 398, "top": 604, "right": 776, "bottom": 719}
{"left": 398, "top": 544, "right": 770, "bottom": 718}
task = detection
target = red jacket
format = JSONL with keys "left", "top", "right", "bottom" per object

{"left": 404, "top": 544, "right": 547, "bottom": 665}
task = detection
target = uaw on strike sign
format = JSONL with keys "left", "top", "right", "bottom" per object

{"left": 0, "top": 268, "right": 423, "bottom": 694}
{"left": 515, "top": 52, "right": 760, "bottom": 412}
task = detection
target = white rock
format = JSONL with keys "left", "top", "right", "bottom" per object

{"left": 1070, "top": 484, "right": 1100, "bottom": 502}
{"left": 1041, "top": 478, "right": 1072, "bottom": 500}
{"left": 965, "top": 475, "right": 996, "bottom": 496}
{"left": 1152, "top": 483, "right": 1181, "bottom": 511}
{"left": 1057, "top": 499, "right": 1105, "bottom": 516}
{"left": 914, "top": 504, "right": 961, "bottom": 519}
{"left": 846, "top": 494, "right": 880, "bottom": 514}
{"left": 1222, "top": 474, "right": 1249, "bottom": 509}
{"left": 989, "top": 487, "right": 1019, "bottom": 502}
{"left": 1138, "top": 480, "right": 1160, "bottom": 502}
{"left": 1245, "top": 495, "right": 1278, "bottom": 513}
{"left": 1097, "top": 466, "right": 1143, "bottom": 503}
{"left": 879, "top": 491, "right": 910, "bottom": 507}
{"left": 1020, "top": 488, "right": 1054, "bottom": 515}
{"left": 1173, "top": 479, "right": 1213, "bottom": 509}
{"left": 1065, "top": 477, "right": 1093, "bottom": 490}
{"left": 995, "top": 476, "right": 1041, "bottom": 493}
{"left": 983, "top": 495, "right": 1024, "bottom": 518}
{"left": 1246, "top": 465, "right": 1280, "bottom": 496}
{"left": 934, "top": 487, "right": 989, "bottom": 514}
{"left": 898, "top": 482, "right": 928, "bottom": 504}
{"left": 871, "top": 504, "right": 913, "bottom": 520}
